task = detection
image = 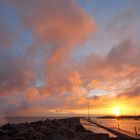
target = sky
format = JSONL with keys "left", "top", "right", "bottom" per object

{"left": 0, "top": 0, "right": 140, "bottom": 117}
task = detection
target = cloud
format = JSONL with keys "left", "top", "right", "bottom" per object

{"left": 12, "top": 0, "right": 96, "bottom": 63}
{"left": 117, "top": 81, "right": 140, "bottom": 98}
{"left": 0, "top": 25, "right": 17, "bottom": 48}
{"left": 0, "top": 0, "right": 97, "bottom": 115}
{"left": 0, "top": 0, "right": 140, "bottom": 116}
{"left": 107, "top": 39, "right": 140, "bottom": 68}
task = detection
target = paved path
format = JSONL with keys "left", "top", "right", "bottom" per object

{"left": 80, "top": 118, "right": 116, "bottom": 138}
{"left": 87, "top": 118, "right": 140, "bottom": 140}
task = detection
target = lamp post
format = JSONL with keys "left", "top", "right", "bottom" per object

{"left": 87, "top": 90, "right": 93, "bottom": 121}
{"left": 88, "top": 98, "right": 90, "bottom": 120}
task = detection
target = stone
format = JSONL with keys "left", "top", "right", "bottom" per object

{"left": 37, "top": 125, "right": 48, "bottom": 134}
{"left": 0, "top": 129, "right": 7, "bottom": 136}
{"left": 13, "top": 129, "right": 28, "bottom": 138}
{"left": 46, "top": 131, "right": 65, "bottom": 140}
{"left": 0, "top": 118, "right": 114, "bottom": 140}
{"left": 7, "top": 127, "right": 20, "bottom": 136}
{"left": 28, "top": 131, "right": 46, "bottom": 140}
{"left": 2, "top": 123, "right": 14, "bottom": 130}
{"left": 8, "top": 137, "right": 26, "bottom": 140}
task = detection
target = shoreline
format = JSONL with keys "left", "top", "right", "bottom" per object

{"left": 0, "top": 117, "right": 133, "bottom": 140}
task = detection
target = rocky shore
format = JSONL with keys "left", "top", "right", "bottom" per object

{"left": 0, "top": 117, "right": 129, "bottom": 140}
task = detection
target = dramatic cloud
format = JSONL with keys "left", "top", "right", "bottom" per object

{"left": 0, "top": 0, "right": 97, "bottom": 116}
{"left": 0, "top": 0, "right": 140, "bottom": 117}
{"left": 0, "top": 26, "right": 17, "bottom": 48}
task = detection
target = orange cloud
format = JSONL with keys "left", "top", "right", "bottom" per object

{"left": 0, "top": 0, "right": 140, "bottom": 117}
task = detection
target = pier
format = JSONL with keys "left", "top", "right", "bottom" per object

{"left": 81, "top": 118, "right": 140, "bottom": 140}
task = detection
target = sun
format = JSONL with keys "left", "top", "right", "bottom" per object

{"left": 112, "top": 106, "right": 121, "bottom": 116}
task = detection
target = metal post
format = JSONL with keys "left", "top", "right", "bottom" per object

{"left": 135, "top": 127, "right": 138, "bottom": 135}
{"left": 88, "top": 99, "right": 90, "bottom": 120}
{"left": 118, "top": 123, "right": 120, "bottom": 130}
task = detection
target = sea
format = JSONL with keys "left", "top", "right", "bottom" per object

{"left": 1, "top": 116, "right": 140, "bottom": 135}
{"left": 93, "top": 118, "right": 140, "bottom": 134}
{"left": 0, "top": 116, "right": 63, "bottom": 126}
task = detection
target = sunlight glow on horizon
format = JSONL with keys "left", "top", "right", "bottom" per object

{"left": 112, "top": 106, "right": 121, "bottom": 116}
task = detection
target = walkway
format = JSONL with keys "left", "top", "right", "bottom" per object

{"left": 86, "top": 118, "right": 140, "bottom": 140}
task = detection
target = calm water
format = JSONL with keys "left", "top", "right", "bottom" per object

{"left": 92, "top": 118, "right": 140, "bottom": 134}
{"left": 0, "top": 117, "right": 63, "bottom": 126}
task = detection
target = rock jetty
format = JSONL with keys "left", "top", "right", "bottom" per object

{"left": 0, "top": 117, "right": 127, "bottom": 140}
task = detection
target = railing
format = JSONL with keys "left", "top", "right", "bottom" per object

{"left": 87, "top": 118, "right": 140, "bottom": 140}
{"left": 90, "top": 118, "right": 140, "bottom": 136}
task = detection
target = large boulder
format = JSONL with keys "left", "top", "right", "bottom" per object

{"left": 2, "top": 123, "right": 14, "bottom": 130}
{"left": 12, "top": 129, "right": 29, "bottom": 138}
{"left": 0, "top": 129, "right": 7, "bottom": 136}
{"left": 37, "top": 125, "right": 48, "bottom": 134}
{"left": 7, "top": 137, "right": 26, "bottom": 140}
{"left": 7, "top": 127, "right": 20, "bottom": 136}
{"left": 72, "top": 133, "right": 110, "bottom": 140}
{"left": 45, "top": 131, "right": 65, "bottom": 140}
{"left": 27, "top": 131, "right": 46, "bottom": 140}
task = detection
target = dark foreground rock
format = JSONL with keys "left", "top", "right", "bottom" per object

{"left": 0, "top": 117, "right": 118, "bottom": 140}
